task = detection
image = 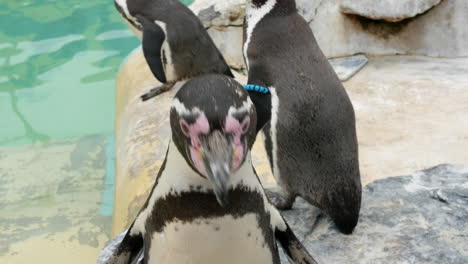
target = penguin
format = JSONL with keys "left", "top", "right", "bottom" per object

{"left": 106, "top": 74, "right": 318, "bottom": 264}
{"left": 243, "top": 0, "right": 362, "bottom": 234}
{"left": 114, "top": 0, "right": 234, "bottom": 101}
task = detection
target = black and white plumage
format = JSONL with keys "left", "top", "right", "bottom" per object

{"left": 243, "top": 0, "right": 362, "bottom": 234}
{"left": 106, "top": 74, "right": 317, "bottom": 264}
{"left": 114, "top": 0, "right": 233, "bottom": 101}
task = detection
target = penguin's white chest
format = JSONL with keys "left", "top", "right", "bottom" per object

{"left": 147, "top": 213, "right": 274, "bottom": 264}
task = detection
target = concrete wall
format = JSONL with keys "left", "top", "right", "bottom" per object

{"left": 190, "top": 0, "right": 468, "bottom": 69}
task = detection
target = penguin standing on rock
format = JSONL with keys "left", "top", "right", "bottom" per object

{"left": 243, "top": 0, "right": 362, "bottom": 234}
{"left": 106, "top": 74, "right": 318, "bottom": 264}
{"left": 114, "top": 0, "right": 234, "bottom": 101}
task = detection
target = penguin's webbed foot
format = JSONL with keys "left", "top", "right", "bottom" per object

{"left": 141, "top": 83, "right": 174, "bottom": 101}
{"left": 265, "top": 189, "right": 295, "bottom": 210}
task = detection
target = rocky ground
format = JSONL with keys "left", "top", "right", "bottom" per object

{"left": 0, "top": 137, "right": 113, "bottom": 264}
{"left": 345, "top": 56, "right": 468, "bottom": 185}
{"left": 110, "top": 52, "right": 468, "bottom": 263}
{"left": 4, "top": 54, "right": 467, "bottom": 264}
{"left": 281, "top": 164, "right": 468, "bottom": 264}
{"left": 99, "top": 164, "right": 468, "bottom": 264}
{"left": 247, "top": 55, "right": 468, "bottom": 187}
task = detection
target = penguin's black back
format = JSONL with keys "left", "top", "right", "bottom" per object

{"left": 246, "top": 4, "right": 361, "bottom": 234}
{"left": 131, "top": 0, "right": 233, "bottom": 79}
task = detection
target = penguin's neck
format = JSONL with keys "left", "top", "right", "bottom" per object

{"left": 246, "top": 0, "right": 296, "bottom": 19}
{"left": 158, "top": 141, "right": 257, "bottom": 198}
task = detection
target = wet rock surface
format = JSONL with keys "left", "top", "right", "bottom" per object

{"left": 340, "top": 0, "right": 442, "bottom": 22}
{"left": 329, "top": 55, "right": 368, "bottom": 81}
{"left": 280, "top": 164, "right": 468, "bottom": 263}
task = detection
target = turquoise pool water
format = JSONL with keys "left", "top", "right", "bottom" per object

{"left": 0, "top": 0, "right": 194, "bottom": 146}
{"left": 0, "top": 0, "right": 192, "bottom": 262}
{"left": 0, "top": 0, "right": 139, "bottom": 146}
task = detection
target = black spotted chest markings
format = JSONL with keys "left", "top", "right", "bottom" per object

{"left": 144, "top": 186, "right": 280, "bottom": 262}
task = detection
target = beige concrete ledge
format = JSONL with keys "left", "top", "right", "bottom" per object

{"left": 113, "top": 51, "right": 468, "bottom": 236}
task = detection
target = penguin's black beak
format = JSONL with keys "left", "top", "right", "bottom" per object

{"left": 201, "top": 131, "right": 234, "bottom": 207}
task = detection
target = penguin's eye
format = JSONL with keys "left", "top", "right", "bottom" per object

{"left": 240, "top": 117, "right": 250, "bottom": 134}
{"left": 180, "top": 120, "right": 190, "bottom": 136}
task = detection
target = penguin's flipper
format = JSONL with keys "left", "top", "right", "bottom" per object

{"left": 247, "top": 90, "right": 271, "bottom": 133}
{"left": 136, "top": 14, "right": 167, "bottom": 83}
{"left": 246, "top": 72, "right": 272, "bottom": 133}
{"left": 275, "top": 222, "right": 319, "bottom": 264}
{"left": 107, "top": 226, "right": 144, "bottom": 264}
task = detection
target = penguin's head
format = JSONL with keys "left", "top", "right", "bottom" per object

{"left": 114, "top": 0, "right": 143, "bottom": 33}
{"left": 170, "top": 74, "right": 257, "bottom": 206}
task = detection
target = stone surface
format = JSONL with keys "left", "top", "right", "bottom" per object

{"left": 340, "top": 0, "right": 442, "bottom": 22}
{"left": 207, "top": 26, "right": 245, "bottom": 69}
{"left": 329, "top": 55, "right": 368, "bottom": 81}
{"left": 191, "top": 0, "right": 245, "bottom": 27}
{"left": 190, "top": 0, "right": 323, "bottom": 69}
{"left": 296, "top": 0, "right": 323, "bottom": 22}
{"left": 188, "top": 0, "right": 468, "bottom": 65}
{"left": 282, "top": 164, "right": 468, "bottom": 263}
{"left": 100, "top": 164, "right": 468, "bottom": 263}
{"left": 109, "top": 47, "right": 468, "bottom": 262}
{"left": 113, "top": 52, "right": 468, "bottom": 237}
{"left": 345, "top": 55, "right": 468, "bottom": 185}
{"left": 0, "top": 137, "right": 112, "bottom": 264}
{"left": 190, "top": 0, "right": 323, "bottom": 27}
{"left": 312, "top": 0, "right": 468, "bottom": 58}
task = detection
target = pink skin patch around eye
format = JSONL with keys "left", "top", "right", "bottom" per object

{"left": 224, "top": 115, "right": 250, "bottom": 171}
{"left": 180, "top": 115, "right": 210, "bottom": 176}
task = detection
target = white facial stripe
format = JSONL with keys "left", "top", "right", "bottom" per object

{"left": 243, "top": 0, "right": 277, "bottom": 70}
{"left": 172, "top": 98, "right": 203, "bottom": 116}
{"left": 115, "top": 0, "right": 141, "bottom": 34}
{"left": 115, "top": 0, "right": 131, "bottom": 18}
{"left": 228, "top": 98, "right": 253, "bottom": 117}
{"left": 115, "top": 0, "right": 144, "bottom": 47}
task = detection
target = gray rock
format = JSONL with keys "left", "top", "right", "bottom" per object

{"left": 312, "top": 0, "right": 468, "bottom": 58}
{"left": 340, "top": 0, "right": 442, "bottom": 22}
{"left": 190, "top": 0, "right": 245, "bottom": 27}
{"left": 98, "top": 164, "right": 468, "bottom": 263}
{"left": 281, "top": 164, "right": 468, "bottom": 263}
{"left": 329, "top": 55, "right": 368, "bottom": 81}
{"left": 189, "top": 0, "right": 468, "bottom": 67}
{"left": 296, "top": 0, "right": 323, "bottom": 22}
{"left": 207, "top": 26, "right": 245, "bottom": 70}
